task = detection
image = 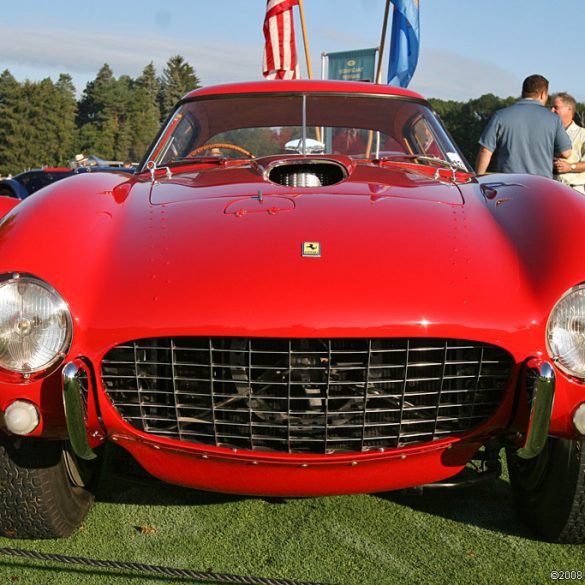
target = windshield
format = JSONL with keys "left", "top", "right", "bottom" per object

{"left": 147, "top": 93, "right": 469, "bottom": 170}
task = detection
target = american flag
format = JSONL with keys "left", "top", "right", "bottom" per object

{"left": 262, "top": 0, "right": 300, "bottom": 80}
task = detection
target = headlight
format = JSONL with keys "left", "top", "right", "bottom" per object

{"left": 0, "top": 274, "right": 72, "bottom": 375}
{"left": 547, "top": 284, "right": 585, "bottom": 378}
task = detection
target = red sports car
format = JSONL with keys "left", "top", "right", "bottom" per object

{"left": 1, "top": 80, "right": 584, "bottom": 543}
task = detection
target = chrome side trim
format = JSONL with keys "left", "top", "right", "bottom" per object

{"left": 517, "top": 359, "right": 555, "bottom": 460}
{"left": 62, "top": 361, "right": 97, "bottom": 461}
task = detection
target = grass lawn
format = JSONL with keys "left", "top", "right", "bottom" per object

{"left": 1, "top": 447, "right": 584, "bottom": 585}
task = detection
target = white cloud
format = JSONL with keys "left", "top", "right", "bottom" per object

{"left": 0, "top": 28, "right": 522, "bottom": 102}
{"left": 410, "top": 48, "right": 521, "bottom": 101}
{"left": 0, "top": 27, "right": 263, "bottom": 89}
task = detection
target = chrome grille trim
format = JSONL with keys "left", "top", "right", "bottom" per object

{"left": 101, "top": 337, "right": 514, "bottom": 454}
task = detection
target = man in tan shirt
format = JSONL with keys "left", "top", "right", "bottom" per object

{"left": 551, "top": 92, "right": 585, "bottom": 194}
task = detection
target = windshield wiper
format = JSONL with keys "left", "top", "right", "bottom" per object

{"left": 374, "top": 154, "right": 468, "bottom": 180}
{"left": 168, "top": 156, "right": 226, "bottom": 165}
{"left": 375, "top": 153, "right": 450, "bottom": 166}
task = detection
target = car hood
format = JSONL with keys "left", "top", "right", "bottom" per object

{"left": 0, "top": 166, "right": 542, "bottom": 357}
{"left": 149, "top": 158, "right": 464, "bottom": 206}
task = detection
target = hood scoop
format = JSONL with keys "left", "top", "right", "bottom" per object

{"left": 265, "top": 159, "right": 348, "bottom": 188}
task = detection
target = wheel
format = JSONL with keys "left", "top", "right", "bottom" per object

{"left": 507, "top": 437, "right": 585, "bottom": 543}
{"left": 187, "top": 142, "right": 255, "bottom": 158}
{"left": 0, "top": 435, "right": 96, "bottom": 539}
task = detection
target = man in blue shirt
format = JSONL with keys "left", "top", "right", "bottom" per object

{"left": 475, "top": 75, "right": 572, "bottom": 177}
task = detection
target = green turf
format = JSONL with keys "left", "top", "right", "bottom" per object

{"left": 1, "top": 448, "right": 584, "bottom": 585}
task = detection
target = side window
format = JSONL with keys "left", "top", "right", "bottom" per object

{"left": 26, "top": 174, "right": 54, "bottom": 194}
{"left": 173, "top": 117, "right": 197, "bottom": 157}
{"left": 17, "top": 174, "right": 32, "bottom": 191}
{"left": 0, "top": 186, "right": 17, "bottom": 198}
{"left": 159, "top": 115, "right": 198, "bottom": 164}
{"left": 411, "top": 118, "right": 441, "bottom": 157}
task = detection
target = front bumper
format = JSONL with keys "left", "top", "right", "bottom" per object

{"left": 515, "top": 358, "right": 555, "bottom": 459}
{"left": 59, "top": 350, "right": 522, "bottom": 494}
{"left": 58, "top": 352, "right": 557, "bottom": 493}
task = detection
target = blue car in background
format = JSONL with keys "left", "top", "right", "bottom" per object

{"left": 0, "top": 165, "right": 134, "bottom": 200}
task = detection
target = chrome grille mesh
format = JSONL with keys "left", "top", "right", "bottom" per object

{"left": 101, "top": 337, "right": 514, "bottom": 454}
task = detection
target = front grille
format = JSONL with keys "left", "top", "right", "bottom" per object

{"left": 101, "top": 337, "right": 514, "bottom": 454}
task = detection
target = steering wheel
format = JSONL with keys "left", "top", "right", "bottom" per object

{"left": 187, "top": 143, "right": 255, "bottom": 159}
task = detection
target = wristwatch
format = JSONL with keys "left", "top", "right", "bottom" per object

{"left": 571, "top": 163, "right": 577, "bottom": 171}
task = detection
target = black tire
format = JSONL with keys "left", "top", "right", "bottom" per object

{"left": 507, "top": 437, "right": 585, "bottom": 543}
{"left": 0, "top": 435, "right": 96, "bottom": 539}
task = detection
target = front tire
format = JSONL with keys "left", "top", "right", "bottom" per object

{"left": 0, "top": 435, "right": 95, "bottom": 539}
{"left": 507, "top": 437, "right": 585, "bottom": 543}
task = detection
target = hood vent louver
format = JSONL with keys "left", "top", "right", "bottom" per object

{"left": 267, "top": 160, "right": 347, "bottom": 188}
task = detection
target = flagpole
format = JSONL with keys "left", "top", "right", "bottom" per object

{"left": 367, "top": 0, "right": 392, "bottom": 157}
{"left": 297, "top": 0, "right": 313, "bottom": 79}
{"left": 297, "top": 0, "right": 321, "bottom": 142}
{"left": 375, "top": 0, "right": 392, "bottom": 83}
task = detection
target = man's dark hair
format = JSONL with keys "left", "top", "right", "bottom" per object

{"left": 522, "top": 74, "right": 549, "bottom": 98}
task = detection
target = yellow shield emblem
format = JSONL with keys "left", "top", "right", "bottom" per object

{"left": 302, "top": 242, "right": 321, "bottom": 257}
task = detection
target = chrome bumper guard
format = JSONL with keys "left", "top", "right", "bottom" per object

{"left": 516, "top": 359, "right": 555, "bottom": 460}
{"left": 61, "top": 357, "right": 555, "bottom": 462}
{"left": 62, "top": 361, "right": 97, "bottom": 461}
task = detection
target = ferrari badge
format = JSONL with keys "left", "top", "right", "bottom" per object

{"left": 302, "top": 242, "right": 321, "bottom": 257}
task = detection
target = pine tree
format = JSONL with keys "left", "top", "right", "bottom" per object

{"left": 158, "top": 55, "right": 200, "bottom": 119}
{"left": 4, "top": 79, "right": 46, "bottom": 172}
{"left": 0, "top": 76, "right": 77, "bottom": 171}
{"left": 76, "top": 64, "right": 118, "bottom": 158}
{"left": 0, "top": 58, "right": 203, "bottom": 172}
{"left": 53, "top": 74, "right": 78, "bottom": 165}
{"left": 29, "top": 78, "right": 62, "bottom": 166}
{"left": 0, "top": 70, "right": 22, "bottom": 175}
{"left": 126, "top": 63, "right": 162, "bottom": 162}
{"left": 112, "top": 74, "right": 133, "bottom": 160}
{"left": 139, "top": 62, "right": 160, "bottom": 105}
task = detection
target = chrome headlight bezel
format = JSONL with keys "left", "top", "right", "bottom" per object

{"left": 0, "top": 273, "right": 72, "bottom": 380}
{"left": 547, "top": 283, "right": 585, "bottom": 379}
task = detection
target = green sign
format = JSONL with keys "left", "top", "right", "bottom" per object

{"left": 326, "top": 48, "right": 377, "bottom": 82}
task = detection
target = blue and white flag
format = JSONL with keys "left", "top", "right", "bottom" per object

{"left": 387, "top": 0, "right": 420, "bottom": 87}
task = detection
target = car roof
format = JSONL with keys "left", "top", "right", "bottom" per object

{"left": 182, "top": 79, "right": 426, "bottom": 102}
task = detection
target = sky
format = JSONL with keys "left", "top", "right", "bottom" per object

{"left": 1, "top": 0, "right": 584, "bottom": 103}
